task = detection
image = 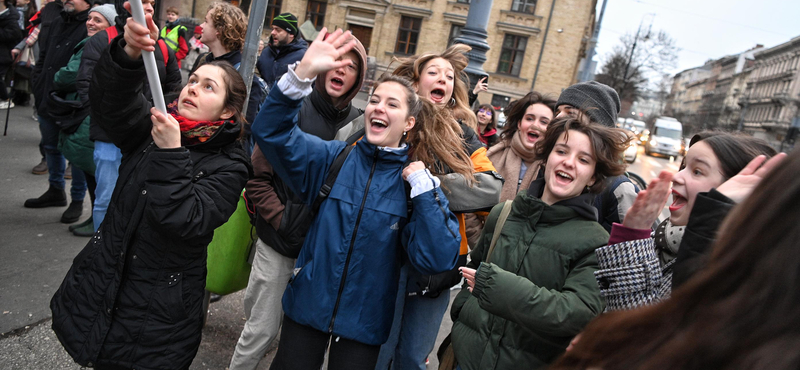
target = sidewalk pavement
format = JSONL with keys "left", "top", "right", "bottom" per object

{"left": 0, "top": 99, "right": 456, "bottom": 370}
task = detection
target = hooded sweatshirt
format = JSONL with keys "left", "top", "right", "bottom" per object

{"left": 247, "top": 37, "right": 368, "bottom": 258}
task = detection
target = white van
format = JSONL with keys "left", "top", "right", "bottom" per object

{"left": 645, "top": 117, "right": 683, "bottom": 157}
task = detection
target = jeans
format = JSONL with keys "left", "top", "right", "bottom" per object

{"left": 270, "top": 316, "right": 381, "bottom": 370}
{"left": 229, "top": 239, "right": 295, "bottom": 370}
{"left": 40, "top": 115, "right": 86, "bottom": 200}
{"left": 375, "top": 265, "right": 452, "bottom": 370}
{"left": 92, "top": 141, "right": 122, "bottom": 231}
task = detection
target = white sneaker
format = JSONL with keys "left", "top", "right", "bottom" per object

{"left": 0, "top": 101, "right": 15, "bottom": 109}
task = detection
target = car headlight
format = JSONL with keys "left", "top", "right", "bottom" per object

{"left": 649, "top": 139, "right": 658, "bottom": 146}
{"left": 674, "top": 143, "right": 682, "bottom": 150}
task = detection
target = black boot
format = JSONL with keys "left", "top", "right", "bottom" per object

{"left": 61, "top": 200, "right": 84, "bottom": 224}
{"left": 24, "top": 185, "right": 67, "bottom": 208}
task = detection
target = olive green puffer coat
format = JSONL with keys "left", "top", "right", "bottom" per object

{"left": 450, "top": 179, "right": 608, "bottom": 370}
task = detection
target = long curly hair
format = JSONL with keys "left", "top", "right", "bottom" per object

{"left": 534, "top": 114, "right": 631, "bottom": 194}
{"left": 391, "top": 44, "right": 477, "bottom": 130}
{"left": 372, "top": 75, "right": 474, "bottom": 180}
{"left": 206, "top": 2, "right": 247, "bottom": 52}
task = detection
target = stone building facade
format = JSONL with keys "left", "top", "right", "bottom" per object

{"left": 739, "top": 37, "right": 800, "bottom": 148}
{"left": 166, "top": 0, "right": 597, "bottom": 108}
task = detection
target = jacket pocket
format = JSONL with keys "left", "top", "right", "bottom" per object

{"left": 164, "top": 272, "right": 188, "bottom": 322}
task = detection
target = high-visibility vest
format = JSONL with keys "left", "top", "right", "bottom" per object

{"left": 160, "top": 25, "right": 187, "bottom": 52}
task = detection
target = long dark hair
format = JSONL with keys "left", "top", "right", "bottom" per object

{"left": 683, "top": 131, "right": 777, "bottom": 180}
{"left": 552, "top": 148, "right": 800, "bottom": 370}
{"left": 499, "top": 91, "right": 557, "bottom": 142}
{"left": 534, "top": 114, "right": 630, "bottom": 193}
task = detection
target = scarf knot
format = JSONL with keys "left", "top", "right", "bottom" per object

{"left": 167, "top": 99, "right": 229, "bottom": 146}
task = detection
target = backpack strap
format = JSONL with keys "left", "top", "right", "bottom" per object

{"left": 486, "top": 200, "right": 513, "bottom": 263}
{"left": 312, "top": 144, "right": 355, "bottom": 213}
{"left": 157, "top": 39, "right": 169, "bottom": 67}
{"left": 105, "top": 27, "right": 118, "bottom": 44}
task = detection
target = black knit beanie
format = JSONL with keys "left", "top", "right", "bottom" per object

{"left": 272, "top": 13, "right": 299, "bottom": 37}
{"left": 556, "top": 81, "right": 620, "bottom": 127}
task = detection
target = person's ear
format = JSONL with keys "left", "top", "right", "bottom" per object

{"left": 405, "top": 116, "right": 415, "bottom": 132}
{"left": 587, "top": 176, "right": 596, "bottom": 188}
{"left": 412, "top": 82, "right": 419, "bottom": 93}
{"left": 220, "top": 107, "right": 234, "bottom": 120}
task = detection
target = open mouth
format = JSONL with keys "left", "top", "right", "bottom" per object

{"left": 182, "top": 99, "right": 197, "bottom": 108}
{"left": 555, "top": 170, "right": 573, "bottom": 184}
{"left": 669, "top": 190, "right": 687, "bottom": 212}
{"left": 330, "top": 77, "right": 344, "bottom": 90}
{"left": 526, "top": 130, "right": 542, "bottom": 143}
{"left": 429, "top": 88, "right": 446, "bottom": 103}
{"left": 369, "top": 118, "right": 388, "bottom": 134}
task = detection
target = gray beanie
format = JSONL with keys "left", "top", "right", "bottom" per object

{"left": 556, "top": 81, "right": 620, "bottom": 127}
{"left": 90, "top": 4, "right": 117, "bottom": 27}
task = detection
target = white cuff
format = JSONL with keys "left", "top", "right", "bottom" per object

{"left": 276, "top": 62, "right": 316, "bottom": 100}
{"left": 407, "top": 168, "right": 441, "bottom": 198}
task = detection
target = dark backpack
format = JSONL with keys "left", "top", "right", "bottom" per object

{"left": 246, "top": 129, "right": 363, "bottom": 258}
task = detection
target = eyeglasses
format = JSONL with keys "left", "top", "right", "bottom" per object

{"left": 478, "top": 109, "right": 493, "bottom": 116}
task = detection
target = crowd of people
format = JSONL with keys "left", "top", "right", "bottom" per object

{"left": 9, "top": 0, "right": 797, "bottom": 369}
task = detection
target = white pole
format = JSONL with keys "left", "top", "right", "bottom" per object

{"left": 128, "top": 0, "right": 167, "bottom": 113}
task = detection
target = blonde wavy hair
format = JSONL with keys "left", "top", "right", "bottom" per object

{"left": 206, "top": 2, "right": 247, "bottom": 52}
{"left": 391, "top": 44, "right": 478, "bottom": 130}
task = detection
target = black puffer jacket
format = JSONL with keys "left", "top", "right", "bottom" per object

{"left": 33, "top": 7, "right": 88, "bottom": 116}
{"left": 0, "top": 7, "right": 22, "bottom": 66}
{"left": 50, "top": 40, "right": 249, "bottom": 370}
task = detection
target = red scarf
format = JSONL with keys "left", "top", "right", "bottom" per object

{"left": 167, "top": 100, "right": 229, "bottom": 146}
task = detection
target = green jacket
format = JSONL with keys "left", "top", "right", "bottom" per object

{"left": 56, "top": 38, "right": 95, "bottom": 174}
{"left": 450, "top": 179, "right": 608, "bottom": 370}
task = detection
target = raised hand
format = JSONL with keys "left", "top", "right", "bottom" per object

{"left": 622, "top": 170, "right": 674, "bottom": 230}
{"left": 122, "top": 1, "right": 159, "bottom": 59}
{"left": 294, "top": 28, "right": 356, "bottom": 80}
{"left": 150, "top": 107, "right": 181, "bottom": 149}
{"left": 472, "top": 76, "right": 488, "bottom": 95}
{"left": 716, "top": 153, "right": 787, "bottom": 203}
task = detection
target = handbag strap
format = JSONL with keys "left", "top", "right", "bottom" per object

{"left": 486, "top": 200, "right": 513, "bottom": 263}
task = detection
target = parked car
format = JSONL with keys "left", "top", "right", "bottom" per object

{"left": 645, "top": 117, "right": 683, "bottom": 157}
{"left": 497, "top": 111, "right": 507, "bottom": 128}
{"left": 624, "top": 131, "right": 638, "bottom": 163}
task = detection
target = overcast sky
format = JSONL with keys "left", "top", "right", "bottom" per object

{"left": 592, "top": 0, "right": 800, "bottom": 76}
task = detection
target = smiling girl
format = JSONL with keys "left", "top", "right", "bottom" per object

{"left": 250, "top": 29, "right": 462, "bottom": 370}
{"left": 380, "top": 44, "right": 502, "bottom": 370}
{"left": 594, "top": 131, "right": 777, "bottom": 312}
{"left": 451, "top": 114, "right": 631, "bottom": 369}
{"left": 50, "top": 8, "right": 249, "bottom": 370}
{"left": 474, "top": 103, "right": 498, "bottom": 147}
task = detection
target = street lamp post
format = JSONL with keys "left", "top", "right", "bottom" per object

{"left": 453, "top": 0, "right": 494, "bottom": 92}
{"left": 619, "top": 13, "right": 654, "bottom": 103}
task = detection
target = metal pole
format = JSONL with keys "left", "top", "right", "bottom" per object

{"left": 453, "top": 0, "right": 494, "bottom": 90}
{"left": 578, "top": 0, "right": 608, "bottom": 82}
{"left": 240, "top": 0, "right": 267, "bottom": 115}
{"left": 530, "top": 0, "right": 557, "bottom": 91}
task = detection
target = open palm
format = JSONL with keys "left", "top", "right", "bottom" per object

{"left": 294, "top": 28, "right": 356, "bottom": 80}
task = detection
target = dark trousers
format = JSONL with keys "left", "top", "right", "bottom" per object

{"left": 269, "top": 315, "right": 380, "bottom": 370}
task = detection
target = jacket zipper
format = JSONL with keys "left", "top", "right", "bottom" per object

{"left": 328, "top": 148, "right": 378, "bottom": 333}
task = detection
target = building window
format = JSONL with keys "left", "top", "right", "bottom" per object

{"left": 497, "top": 34, "right": 527, "bottom": 76}
{"left": 264, "top": 0, "right": 282, "bottom": 28}
{"left": 456, "top": 0, "right": 471, "bottom": 3}
{"left": 447, "top": 24, "right": 463, "bottom": 47}
{"left": 395, "top": 16, "right": 422, "bottom": 55}
{"left": 511, "top": 0, "right": 536, "bottom": 14}
{"left": 306, "top": 0, "right": 327, "bottom": 31}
